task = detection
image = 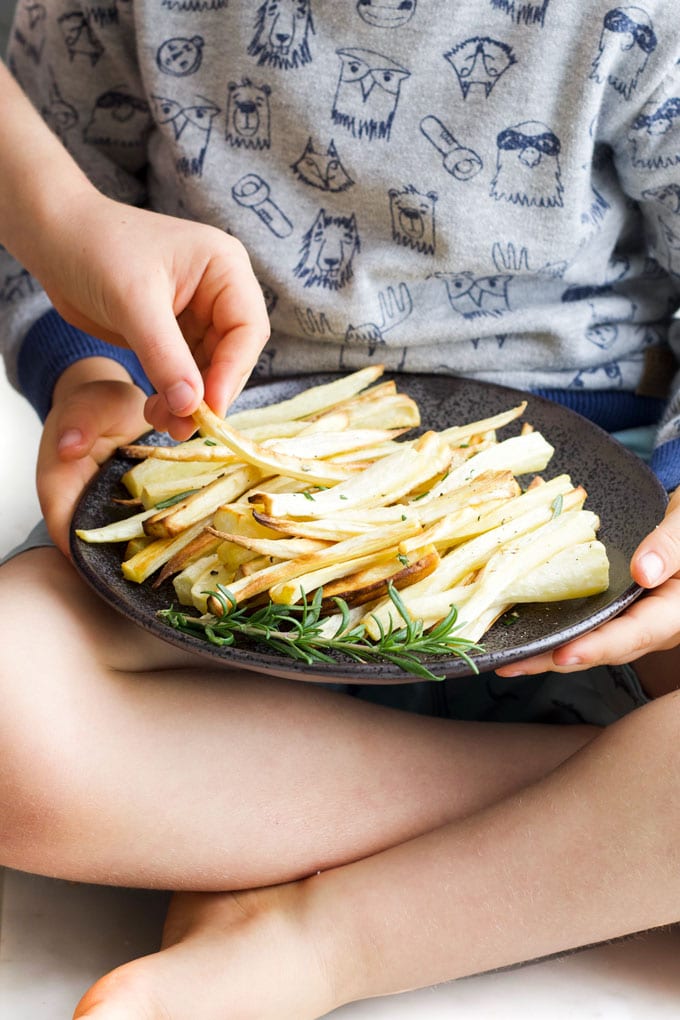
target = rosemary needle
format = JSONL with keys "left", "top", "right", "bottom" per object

{"left": 159, "top": 583, "right": 482, "bottom": 682}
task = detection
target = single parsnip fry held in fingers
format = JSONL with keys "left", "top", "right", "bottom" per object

{"left": 193, "top": 400, "right": 357, "bottom": 485}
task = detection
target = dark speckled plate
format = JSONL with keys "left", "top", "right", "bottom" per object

{"left": 70, "top": 374, "right": 667, "bottom": 683}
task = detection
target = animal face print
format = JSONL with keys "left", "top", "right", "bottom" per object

{"left": 84, "top": 88, "right": 151, "bottom": 146}
{"left": 356, "top": 0, "right": 416, "bottom": 29}
{"left": 628, "top": 98, "right": 680, "bottom": 169}
{"left": 226, "top": 79, "right": 272, "bottom": 150}
{"left": 590, "top": 6, "right": 657, "bottom": 101}
{"left": 435, "top": 273, "right": 512, "bottom": 318}
{"left": 291, "top": 138, "right": 354, "bottom": 191}
{"left": 248, "top": 0, "right": 315, "bottom": 70}
{"left": 332, "top": 48, "right": 410, "bottom": 142}
{"left": 294, "top": 209, "right": 360, "bottom": 289}
{"left": 444, "top": 37, "right": 516, "bottom": 100}
{"left": 388, "top": 186, "right": 437, "bottom": 255}
{"left": 491, "top": 121, "right": 563, "bottom": 208}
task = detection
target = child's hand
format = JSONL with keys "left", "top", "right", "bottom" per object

{"left": 37, "top": 358, "right": 149, "bottom": 557}
{"left": 495, "top": 487, "right": 680, "bottom": 677}
{"left": 35, "top": 193, "right": 270, "bottom": 440}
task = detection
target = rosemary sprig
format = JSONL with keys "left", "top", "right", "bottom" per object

{"left": 159, "top": 583, "right": 482, "bottom": 681}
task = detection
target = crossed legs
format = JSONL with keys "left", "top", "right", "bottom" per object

{"left": 2, "top": 548, "right": 679, "bottom": 1018}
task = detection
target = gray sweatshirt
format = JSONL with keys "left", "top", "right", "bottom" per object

{"left": 3, "top": 0, "right": 680, "bottom": 486}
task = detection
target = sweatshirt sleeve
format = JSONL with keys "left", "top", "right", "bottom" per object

{"left": 612, "top": 61, "right": 680, "bottom": 491}
{"left": 0, "top": 0, "right": 153, "bottom": 418}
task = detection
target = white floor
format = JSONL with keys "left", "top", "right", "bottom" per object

{"left": 1, "top": 363, "right": 680, "bottom": 1019}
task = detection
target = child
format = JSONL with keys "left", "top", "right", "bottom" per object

{"left": 2, "top": 3, "right": 680, "bottom": 1018}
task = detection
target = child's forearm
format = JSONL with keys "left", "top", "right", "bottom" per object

{"left": 0, "top": 62, "right": 97, "bottom": 274}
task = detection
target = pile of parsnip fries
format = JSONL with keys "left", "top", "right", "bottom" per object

{"left": 76, "top": 365, "right": 610, "bottom": 670}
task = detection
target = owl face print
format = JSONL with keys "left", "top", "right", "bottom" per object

{"left": 444, "top": 37, "right": 516, "bottom": 100}
{"left": 590, "top": 6, "right": 657, "bottom": 101}
{"left": 332, "top": 48, "right": 410, "bottom": 142}
{"left": 151, "top": 95, "right": 220, "bottom": 176}
{"left": 294, "top": 209, "right": 360, "bottom": 290}
{"left": 491, "top": 121, "right": 563, "bottom": 208}
{"left": 435, "top": 273, "right": 512, "bottom": 319}
{"left": 248, "top": 0, "right": 314, "bottom": 71}
{"left": 356, "top": 0, "right": 416, "bottom": 28}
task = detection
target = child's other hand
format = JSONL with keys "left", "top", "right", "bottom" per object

{"left": 37, "top": 359, "right": 148, "bottom": 557}
{"left": 495, "top": 487, "right": 680, "bottom": 678}
{"left": 38, "top": 194, "right": 270, "bottom": 440}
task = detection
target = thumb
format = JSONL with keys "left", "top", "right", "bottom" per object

{"left": 120, "top": 295, "right": 204, "bottom": 417}
{"left": 631, "top": 486, "right": 680, "bottom": 588}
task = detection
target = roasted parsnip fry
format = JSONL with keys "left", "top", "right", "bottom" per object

{"left": 140, "top": 467, "right": 234, "bottom": 509}
{"left": 251, "top": 511, "right": 377, "bottom": 540}
{"left": 438, "top": 402, "right": 527, "bottom": 445}
{"left": 122, "top": 456, "right": 217, "bottom": 500}
{"left": 319, "top": 544, "right": 440, "bottom": 610}
{"left": 206, "top": 526, "right": 330, "bottom": 560}
{"left": 75, "top": 506, "right": 157, "bottom": 543}
{"left": 153, "top": 530, "right": 223, "bottom": 588}
{"left": 173, "top": 552, "right": 224, "bottom": 606}
{"left": 122, "top": 518, "right": 212, "bottom": 584}
{"left": 418, "top": 431, "right": 555, "bottom": 503}
{"left": 225, "top": 365, "right": 385, "bottom": 430}
{"left": 144, "top": 465, "right": 264, "bottom": 539}
{"left": 266, "top": 428, "right": 406, "bottom": 461}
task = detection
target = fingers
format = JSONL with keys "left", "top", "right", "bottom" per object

{"left": 117, "top": 288, "right": 206, "bottom": 421}
{"left": 630, "top": 486, "right": 680, "bottom": 588}
{"left": 37, "top": 378, "right": 147, "bottom": 555}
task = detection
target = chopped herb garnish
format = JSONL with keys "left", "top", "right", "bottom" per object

{"left": 397, "top": 553, "right": 409, "bottom": 566}
{"left": 302, "top": 490, "right": 316, "bottom": 502}
{"left": 154, "top": 488, "right": 201, "bottom": 509}
{"left": 551, "top": 494, "right": 564, "bottom": 518}
{"left": 204, "top": 439, "right": 218, "bottom": 446}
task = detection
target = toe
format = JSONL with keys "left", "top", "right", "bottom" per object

{"left": 73, "top": 961, "right": 162, "bottom": 1020}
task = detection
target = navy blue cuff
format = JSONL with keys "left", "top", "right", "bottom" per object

{"left": 649, "top": 437, "right": 680, "bottom": 493}
{"left": 532, "top": 388, "right": 666, "bottom": 433}
{"left": 17, "top": 309, "right": 153, "bottom": 421}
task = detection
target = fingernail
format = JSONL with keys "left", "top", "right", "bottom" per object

{"left": 58, "top": 428, "right": 83, "bottom": 451}
{"left": 557, "top": 656, "right": 582, "bottom": 667}
{"left": 165, "top": 380, "right": 196, "bottom": 415}
{"left": 638, "top": 551, "right": 664, "bottom": 585}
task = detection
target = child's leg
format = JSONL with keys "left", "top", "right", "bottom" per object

{"left": 0, "top": 547, "right": 595, "bottom": 886}
{"left": 74, "top": 682, "right": 680, "bottom": 1020}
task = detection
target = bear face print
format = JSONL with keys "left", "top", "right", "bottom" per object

{"left": 226, "top": 79, "right": 272, "bottom": 150}
{"left": 388, "top": 186, "right": 437, "bottom": 255}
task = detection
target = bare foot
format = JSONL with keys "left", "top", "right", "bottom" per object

{"left": 73, "top": 884, "right": 337, "bottom": 1020}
